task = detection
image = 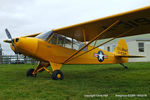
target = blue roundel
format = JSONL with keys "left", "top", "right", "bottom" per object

{"left": 97, "top": 51, "right": 105, "bottom": 62}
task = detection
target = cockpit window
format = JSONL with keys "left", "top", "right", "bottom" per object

{"left": 36, "top": 31, "right": 87, "bottom": 51}
{"left": 49, "top": 33, "right": 72, "bottom": 46}
{"left": 36, "top": 31, "right": 53, "bottom": 41}
{"left": 48, "top": 33, "right": 84, "bottom": 50}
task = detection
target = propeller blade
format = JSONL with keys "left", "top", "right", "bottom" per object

{"left": 3, "top": 40, "right": 12, "bottom": 43}
{"left": 5, "top": 28, "right": 13, "bottom": 39}
{"left": 5, "top": 28, "right": 18, "bottom": 54}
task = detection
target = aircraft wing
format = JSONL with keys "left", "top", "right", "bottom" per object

{"left": 53, "top": 6, "right": 150, "bottom": 42}
{"left": 21, "top": 32, "right": 41, "bottom": 37}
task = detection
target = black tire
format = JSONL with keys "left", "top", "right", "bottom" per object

{"left": 124, "top": 66, "right": 128, "bottom": 69}
{"left": 52, "top": 70, "right": 64, "bottom": 80}
{"left": 26, "top": 68, "right": 37, "bottom": 77}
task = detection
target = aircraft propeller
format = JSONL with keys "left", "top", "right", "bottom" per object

{"left": 5, "top": 28, "right": 18, "bottom": 54}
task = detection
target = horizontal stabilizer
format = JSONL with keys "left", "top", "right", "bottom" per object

{"left": 115, "top": 55, "right": 145, "bottom": 58}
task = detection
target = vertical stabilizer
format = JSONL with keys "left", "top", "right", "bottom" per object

{"left": 114, "top": 39, "right": 129, "bottom": 56}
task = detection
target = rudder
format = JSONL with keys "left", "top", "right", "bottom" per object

{"left": 114, "top": 39, "right": 129, "bottom": 56}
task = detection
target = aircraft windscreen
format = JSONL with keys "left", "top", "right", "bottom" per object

{"left": 36, "top": 31, "right": 53, "bottom": 41}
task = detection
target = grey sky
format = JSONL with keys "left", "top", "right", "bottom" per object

{"left": 0, "top": 0, "right": 150, "bottom": 55}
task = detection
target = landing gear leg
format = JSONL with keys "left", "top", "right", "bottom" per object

{"left": 43, "top": 67, "right": 64, "bottom": 80}
{"left": 26, "top": 61, "right": 50, "bottom": 77}
{"left": 26, "top": 61, "right": 63, "bottom": 80}
{"left": 120, "top": 63, "right": 128, "bottom": 69}
{"left": 50, "top": 62, "right": 63, "bottom": 80}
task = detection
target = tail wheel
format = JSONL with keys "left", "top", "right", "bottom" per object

{"left": 124, "top": 66, "right": 128, "bottom": 69}
{"left": 52, "top": 70, "right": 64, "bottom": 80}
{"left": 26, "top": 68, "right": 37, "bottom": 77}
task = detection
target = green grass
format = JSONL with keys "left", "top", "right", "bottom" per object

{"left": 0, "top": 62, "right": 150, "bottom": 100}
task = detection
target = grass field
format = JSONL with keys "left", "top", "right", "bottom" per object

{"left": 0, "top": 62, "right": 150, "bottom": 100}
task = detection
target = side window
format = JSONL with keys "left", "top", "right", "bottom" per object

{"left": 79, "top": 43, "right": 88, "bottom": 51}
{"left": 49, "top": 34, "right": 66, "bottom": 47}
{"left": 138, "top": 42, "right": 144, "bottom": 52}
{"left": 48, "top": 33, "right": 82, "bottom": 50}
{"left": 57, "top": 36, "right": 63, "bottom": 46}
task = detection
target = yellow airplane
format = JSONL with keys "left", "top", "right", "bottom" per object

{"left": 4, "top": 6, "right": 150, "bottom": 80}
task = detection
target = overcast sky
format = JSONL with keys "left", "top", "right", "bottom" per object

{"left": 0, "top": 0, "right": 150, "bottom": 55}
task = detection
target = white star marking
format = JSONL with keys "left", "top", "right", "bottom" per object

{"left": 98, "top": 52, "right": 104, "bottom": 61}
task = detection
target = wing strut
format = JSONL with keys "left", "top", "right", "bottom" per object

{"left": 64, "top": 28, "right": 134, "bottom": 63}
{"left": 63, "top": 20, "right": 120, "bottom": 64}
{"left": 93, "top": 40, "right": 98, "bottom": 47}
{"left": 82, "top": 29, "right": 86, "bottom": 44}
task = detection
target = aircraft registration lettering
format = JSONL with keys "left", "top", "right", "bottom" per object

{"left": 117, "top": 51, "right": 127, "bottom": 55}
{"left": 117, "top": 47, "right": 128, "bottom": 52}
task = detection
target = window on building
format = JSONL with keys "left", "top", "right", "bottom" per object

{"left": 107, "top": 46, "right": 110, "bottom": 52}
{"left": 138, "top": 42, "right": 144, "bottom": 52}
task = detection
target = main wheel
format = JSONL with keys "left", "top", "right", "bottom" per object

{"left": 52, "top": 70, "right": 64, "bottom": 80}
{"left": 26, "top": 68, "right": 37, "bottom": 77}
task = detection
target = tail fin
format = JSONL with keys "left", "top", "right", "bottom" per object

{"left": 114, "top": 39, "right": 144, "bottom": 58}
{"left": 114, "top": 39, "right": 129, "bottom": 56}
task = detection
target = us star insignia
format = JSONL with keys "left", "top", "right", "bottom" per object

{"left": 94, "top": 51, "right": 108, "bottom": 62}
